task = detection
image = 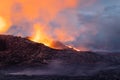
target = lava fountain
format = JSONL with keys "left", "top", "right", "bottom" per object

{"left": 29, "top": 23, "right": 54, "bottom": 47}
{"left": 29, "top": 23, "right": 82, "bottom": 51}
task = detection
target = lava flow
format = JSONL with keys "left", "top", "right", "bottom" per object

{"left": 67, "top": 45, "right": 80, "bottom": 51}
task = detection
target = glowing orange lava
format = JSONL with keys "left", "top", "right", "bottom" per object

{"left": 67, "top": 45, "right": 80, "bottom": 51}
{"left": 0, "top": 16, "right": 10, "bottom": 33}
{"left": 29, "top": 24, "right": 82, "bottom": 51}
{"left": 29, "top": 23, "right": 54, "bottom": 47}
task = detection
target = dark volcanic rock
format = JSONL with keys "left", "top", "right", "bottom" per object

{"left": 0, "top": 35, "right": 57, "bottom": 66}
{"left": 0, "top": 35, "right": 120, "bottom": 80}
{"left": 0, "top": 35, "right": 120, "bottom": 67}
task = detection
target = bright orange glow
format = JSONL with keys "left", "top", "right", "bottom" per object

{"left": 0, "top": 0, "right": 96, "bottom": 51}
{"left": 67, "top": 45, "right": 89, "bottom": 51}
{"left": 17, "top": 0, "right": 77, "bottom": 21}
{"left": 67, "top": 45, "right": 80, "bottom": 51}
{"left": 0, "top": 16, "right": 10, "bottom": 33}
{"left": 29, "top": 23, "right": 53, "bottom": 47}
{"left": 29, "top": 23, "right": 83, "bottom": 51}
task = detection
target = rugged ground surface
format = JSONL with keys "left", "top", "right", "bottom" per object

{"left": 0, "top": 35, "right": 120, "bottom": 80}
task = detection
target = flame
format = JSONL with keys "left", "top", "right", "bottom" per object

{"left": 0, "top": 16, "right": 10, "bottom": 33}
{"left": 28, "top": 23, "right": 89, "bottom": 51}
{"left": 29, "top": 24, "right": 82, "bottom": 51}
{"left": 29, "top": 23, "right": 53, "bottom": 47}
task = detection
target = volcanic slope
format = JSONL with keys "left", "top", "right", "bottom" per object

{"left": 0, "top": 35, "right": 120, "bottom": 66}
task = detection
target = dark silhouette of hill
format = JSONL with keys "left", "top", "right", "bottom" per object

{"left": 0, "top": 35, "right": 120, "bottom": 80}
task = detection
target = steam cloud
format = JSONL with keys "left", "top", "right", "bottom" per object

{"left": 0, "top": 0, "right": 120, "bottom": 51}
